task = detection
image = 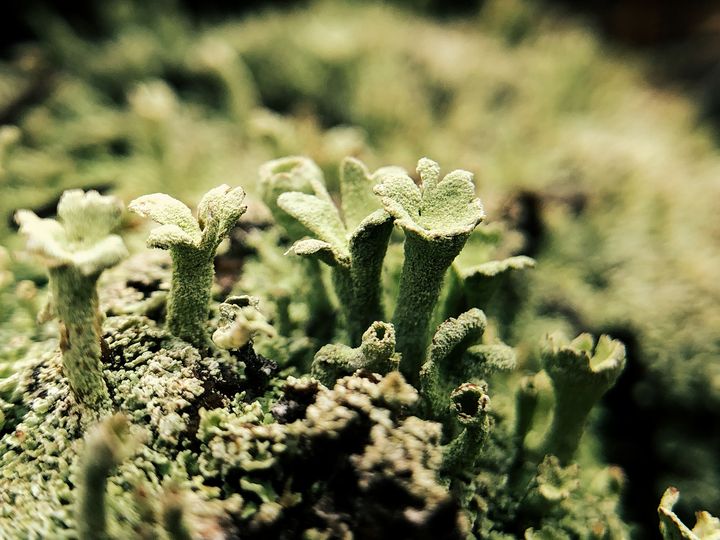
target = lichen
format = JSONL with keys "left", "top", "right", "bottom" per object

{"left": 1, "top": 165, "right": 632, "bottom": 538}
{"left": 0, "top": 0, "right": 714, "bottom": 535}
{"left": 129, "top": 185, "right": 247, "bottom": 347}
{"left": 15, "top": 190, "right": 127, "bottom": 409}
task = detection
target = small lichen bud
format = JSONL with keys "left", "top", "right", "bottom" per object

{"left": 161, "top": 483, "right": 194, "bottom": 540}
{"left": 311, "top": 321, "right": 400, "bottom": 385}
{"left": 523, "top": 455, "right": 580, "bottom": 516}
{"left": 212, "top": 295, "right": 276, "bottom": 350}
{"left": 419, "top": 308, "right": 487, "bottom": 422}
{"left": 441, "top": 382, "right": 492, "bottom": 476}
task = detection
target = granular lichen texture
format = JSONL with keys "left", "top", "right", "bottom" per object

{"left": 2, "top": 159, "right": 631, "bottom": 538}
{"left": 1, "top": 0, "right": 720, "bottom": 538}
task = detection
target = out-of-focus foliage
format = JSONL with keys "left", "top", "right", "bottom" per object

{"left": 0, "top": 0, "right": 719, "bottom": 532}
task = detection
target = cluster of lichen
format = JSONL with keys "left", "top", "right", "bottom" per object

{"left": 0, "top": 148, "right": 634, "bottom": 539}
{"left": 1, "top": 0, "right": 720, "bottom": 535}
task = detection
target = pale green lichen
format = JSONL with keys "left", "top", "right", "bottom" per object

{"left": 212, "top": 295, "right": 276, "bottom": 350}
{"left": 15, "top": 189, "right": 127, "bottom": 409}
{"left": 311, "top": 321, "right": 400, "bottom": 385}
{"left": 1, "top": 174, "right": 631, "bottom": 539}
{"left": 441, "top": 381, "right": 492, "bottom": 477}
{"left": 0, "top": 0, "right": 712, "bottom": 534}
{"left": 419, "top": 308, "right": 488, "bottom": 423}
{"left": 270, "top": 156, "right": 397, "bottom": 345}
{"left": 258, "top": 157, "right": 336, "bottom": 339}
{"left": 658, "top": 487, "right": 720, "bottom": 540}
{"left": 541, "top": 332, "right": 626, "bottom": 464}
{"left": 374, "top": 158, "right": 485, "bottom": 383}
{"left": 129, "top": 185, "right": 247, "bottom": 347}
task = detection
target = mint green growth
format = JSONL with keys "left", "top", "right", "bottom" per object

{"left": 441, "top": 381, "right": 492, "bottom": 476}
{"left": 77, "top": 414, "right": 132, "bottom": 540}
{"left": 265, "top": 156, "right": 398, "bottom": 345}
{"left": 541, "top": 332, "right": 626, "bottom": 464}
{"left": 259, "top": 156, "right": 336, "bottom": 336}
{"left": 212, "top": 295, "right": 276, "bottom": 350}
{"left": 419, "top": 308, "right": 488, "bottom": 424}
{"left": 311, "top": 321, "right": 400, "bottom": 385}
{"left": 374, "top": 158, "right": 485, "bottom": 384}
{"left": 129, "top": 185, "right": 246, "bottom": 347}
{"left": 15, "top": 190, "right": 127, "bottom": 409}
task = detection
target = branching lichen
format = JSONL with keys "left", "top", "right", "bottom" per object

{"left": 129, "top": 185, "right": 246, "bottom": 347}
{"left": 0, "top": 0, "right": 713, "bottom": 536}
{"left": 266, "top": 156, "right": 397, "bottom": 345}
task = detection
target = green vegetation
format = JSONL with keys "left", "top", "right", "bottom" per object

{"left": 15, "top": 190, "right": 127, "bottom": 409}
{"left": 1, "top": 0, "right": 719, "bottom": 537}
{"left": 129, "top": 185, "right": 246, "bottom": 347}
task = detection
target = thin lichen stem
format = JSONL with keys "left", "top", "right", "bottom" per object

{"left": 346, "top": 216, "right": 393, "bottom": 344}
{"left": 442, "top": 423, "right": 488, "bottom": 476}
{"left": 77, "top": 415, "right": 130, "bottom": 540}
{"left": 394, "top": 233, "right": 466, "bottom": 385}
{"left": 167, "top": 247, "right": 215, "bottom": 347}
{"left": 51, "top": 268, "right": 109, "bottom": 409}
{"left": 542, "top": 392, "right": 596, "bottom": 465}
{"left": 15, "top": 189, "right": 126, "bottom": 409}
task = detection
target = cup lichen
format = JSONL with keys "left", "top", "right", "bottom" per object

{"left": 129, "top": 185, "right": 247, "bottom": 347}
{"left": 2, "top": 158, "right": 631, "bottom": 539}
{"left": 15, "top": 189, "right": 127, "bottom": 410}
{"left": 374, "top": 158, "right": 485, "bottom": 384}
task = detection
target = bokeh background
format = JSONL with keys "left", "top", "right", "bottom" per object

{"left": 1, "top": 1, "right": 719, "bottom": 537}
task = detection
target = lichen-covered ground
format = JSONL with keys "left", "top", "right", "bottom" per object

{"left": 0, "top": 251, "right": 628, "bottom": 538}
{"left": 1, "top": 0, "right": 720, "bottom": 535}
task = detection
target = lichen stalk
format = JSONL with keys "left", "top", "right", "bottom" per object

{"left": 541, "top": 333, "right": 626, "bottom": 464}
{"left": 268, "top": 156, "right": 395, "bottom": 345}
{"left": 167, "top": 247, "right": 215, "bottom": 347}
{"left": 394, "top": 233, "right": 467, "bottom": 384}
{"left": 77, "top": 415, "right": 131, "bottom": 540}
{"left": 15, "top": 189, "right": 127, "bottom": 409}
{"left": 50, "top": 268, "right": 109, "bottom": 409}
{"left": 374, "top": 158, "right": 484, "bottom": 384}
{"left": 441, "top": 382, "right": 492, "bottom": 477}
{"left": 129, "top": 185, "right": 246, "bottom": 347}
